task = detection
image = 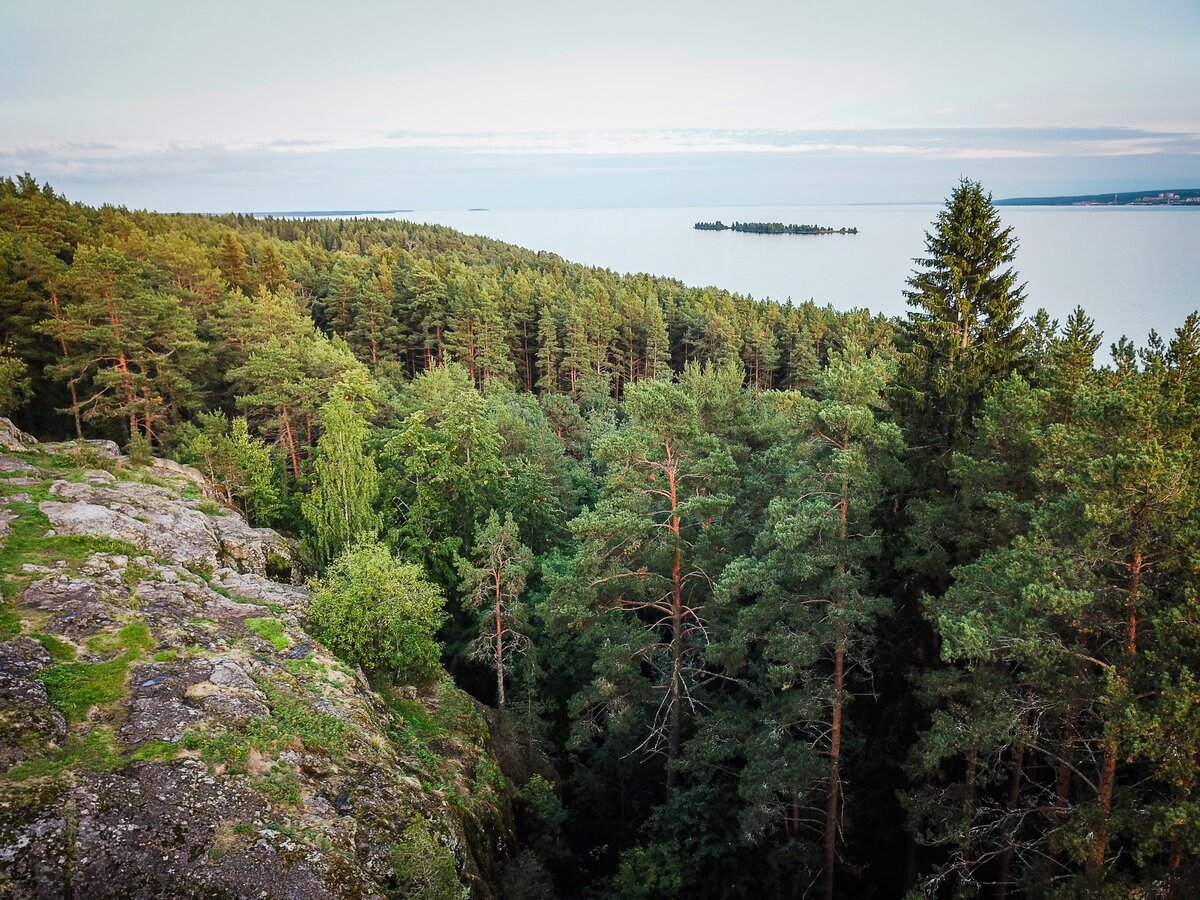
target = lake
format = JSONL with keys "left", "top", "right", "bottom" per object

{"left": 385, "top": 205, "right": 1199, "bottom": 350}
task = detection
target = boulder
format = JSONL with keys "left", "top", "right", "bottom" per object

{"left": 214, "top": 515, "right": 294, "bottom": 577}
{"left": 0, "top": 418, "right": 36, "bottom": 452}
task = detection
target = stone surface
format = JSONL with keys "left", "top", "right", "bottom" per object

{"left": 0, "top": 638, "right": 68, "bottom": 769}
{"left": 0, "top": 418, "right": 36, "bottom": 452}
{"left": 0, "top": 429, "right": 519, "bottom": 898}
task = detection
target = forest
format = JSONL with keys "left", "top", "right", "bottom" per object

{"left": 1, "top": 173, "right": 1197, "bottom": 898}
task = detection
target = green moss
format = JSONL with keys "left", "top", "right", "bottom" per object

{"left": 39, "top": 624, "right": 153, "bottom": 722}
{"left": 0, "top": 493, "right": 143, "bottom": 602}
{"left": 86, "top": 623, "right": 153, "bottom": 656}
{"left": 265, "top": 552, "right": 292, "bottom": 581}
{"left": 122, "top": 560, "right": 154, "bottom": 589}
{"left": 389, "top": 819, "right": 469, "bottom": 900}
{"left": 6, "top": 727, "right": 123, "bottom": 780}
{"left": 245, "top": 617, "right": 289, "bottom": 652}
{"left": 38, "top": 654, "right": 134, "bottom": 722}
{"left": 254, "top": 764, "right": 303, "bottom": 805}
{"left": 185, "top": 560, "right": 214, "bottom": 580}
{"left": 33, "top": 632, "right": 77, "bottom": 661}
{"left": 152, "top": 648, "right": 178, "bottom": 663}
{"left": 128, "top": 740, "right": 179, "bottom": 763}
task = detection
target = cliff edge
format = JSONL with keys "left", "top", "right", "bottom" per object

{"left": 0, "top": 419, "right": 515, "bottom": 898}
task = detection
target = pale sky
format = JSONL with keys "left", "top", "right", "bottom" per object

{"left": 3, "top": 0, "right": 1198, "bottom": 210}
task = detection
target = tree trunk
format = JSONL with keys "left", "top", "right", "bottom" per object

{"left": 666, "top": 439, "right": 683, "bottom": 792}
{"left": 1087, "top": 549, "right": 1142, "bottom": 889}
{"left": 495, "top": 566, "right": 506, "bottom": 709}
{"left": 996, "top": 702, "right": 1029, "bottom": 900}
{"left": 824, "top": 485, "right": 849, "bottom": 900}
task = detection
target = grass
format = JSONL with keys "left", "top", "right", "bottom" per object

{"left": 152, "top": 648, "right": 178, "bottom": 663}
{"left": 183, "top": 678, "right": 354, "bottom": 771}
{"left": 38, "top": 623, "right": 155, "bottom": 722}
{"left": 5, "top": 727, "right": 123, "bottom": 780}
{"left": 245, "top": 617, "right": 290, "bottom": 652}
{"left": 4, "top": 727, "right": 180, "bottom": 781}
{"left": 33, "top": 632, "right": 77, "bottom": 661}
{"left": 0, "top": 489, "right": 143, "bottom": 603}
{"left": 0, "top": 603, "right": 21, "bottom": 639}
{"left": 253, "top": 764, "right": 303, "bottom": 805}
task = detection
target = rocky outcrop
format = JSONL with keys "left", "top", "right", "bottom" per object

{"left": 0, "top": 418, "right": 36, "bottom": 452}
{"left": 0, "top": 433, "right": 517, "bottom": 898}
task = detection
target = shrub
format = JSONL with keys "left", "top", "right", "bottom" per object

{"left": 306, "top": 539, "right": 445, "bottom": 683}
{"left": 388, "top": 819, "right": 467, "bottom": 900}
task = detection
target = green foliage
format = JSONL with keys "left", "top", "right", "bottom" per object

{"left": 0, "top": 344, "right": 30, "bottom": 413}
{"left": 3, "top": 175, "right": 1199, "bottom": 897}
{"left": 458, "top": 510, "right": 533, "bottom": 707}
{"left": 183, "top": 679, "right": 353, "bottom": 768}
{"left": 253, "top": 764, "right": 303, "bottom": 805}
{"left": 245, "top": 616, "right": 290, "bottom": 652}
{"left": 175, "top": 413, "right": 282, "bottom": 525}
{"left": 306, "top": 539, "right": 446, "bottom": 682}
{"left": 302, "top": 390, "right": 381, "bottom": 568}
{"left": 388, "top": 819, "right": 468, "bottom": 900}
{"left": 612, "top": 842, "right": 684, "bottom": 899}
{"left": 6, "top": 727, "right": 124, "bottom": 780}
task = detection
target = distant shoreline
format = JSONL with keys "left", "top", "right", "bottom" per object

{"left": 252, "top": 209, "right": 413, "bottom": 217}
{"left": 996, "top": 189, "right": 1200, "bottom": 207}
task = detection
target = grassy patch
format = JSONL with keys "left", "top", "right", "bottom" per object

{"left": 5, "top": 727, "right": 123, "bottom": 780}
{"left": 0, "top": 492, "right": 143, "bottom": 602}
{"left": 245, "top": 617, "right": 289, "bottom": 652}
{"left": 86, "top": 623, "right": 153, "bottom": 656}
{"left": 39, "top": 624, "right": 154, "bottom": 722}
{"left": 254, "top": 764, "right": 303, "bottom": 805}
{"left": 0, "top": 603, "right": 21, "bottom": 639}
{"left": 152, "top": 648, "right": 178, "bottom": 663}
{"left": 183, "top": 678, "right": 353, "bottom": 771}
{"left": 33, "top": 632, "right": 77, "bottom": 661}
{"left": 128, "top": 740, "right": 179, "bottom": 763}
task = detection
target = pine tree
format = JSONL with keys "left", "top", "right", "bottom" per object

{"left": 567, "top": 379, "right": 734, "bottom": 789}
{"left": 458, "top": 510, "right": 533, "bottom": 708}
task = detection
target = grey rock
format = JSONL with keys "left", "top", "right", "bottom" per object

{"left": 0, "top": 454, "right": 37, "bottom": 473}
{"left": 214, "top": 515, "right": 294, "bottom": 577}
{"left": 20, "top": 576, "right": 119, "bottom": 639}
{"left": 43, "top": 479, "right": 221, "bottom": 571}
{"left": 0, "top": 638, "right": 68, "bottom": 768}
{"left": 213, "top": 568, "right": 312, "bottom": 613}
{"left": 0, "top": 418, "right": 37, "bottom": 452}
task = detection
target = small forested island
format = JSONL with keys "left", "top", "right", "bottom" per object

{"left": 1, "top": 174, "right": 1198, "bottom": 898}
{"left": 695, "top": 219, "right": 858, "bottom": 234}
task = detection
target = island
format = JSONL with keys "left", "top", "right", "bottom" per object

{"left": 695, "top": 220, "right": 858, "bottom": 235}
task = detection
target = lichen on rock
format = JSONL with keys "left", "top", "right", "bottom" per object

{"left": 0, "top": 432, "right": 517, "bottom": 898}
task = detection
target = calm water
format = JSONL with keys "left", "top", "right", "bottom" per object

{"left": 390, "top": 205, "right": 1199, "bottom": 349}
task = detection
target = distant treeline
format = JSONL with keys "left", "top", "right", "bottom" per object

{"left": 694, "top": 220, "right": 858, "bottom": 235}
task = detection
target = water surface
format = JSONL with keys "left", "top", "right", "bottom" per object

{"left": 389, "top": 205, "right": 1199, "bottom": 348}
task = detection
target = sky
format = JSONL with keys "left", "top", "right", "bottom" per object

{"left": 2, "top": 0, "right": 1198, "bottom": 211}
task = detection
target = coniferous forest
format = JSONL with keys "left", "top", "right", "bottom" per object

{"left": 2, "top": 173, "right": 1198, "bottom": 898}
